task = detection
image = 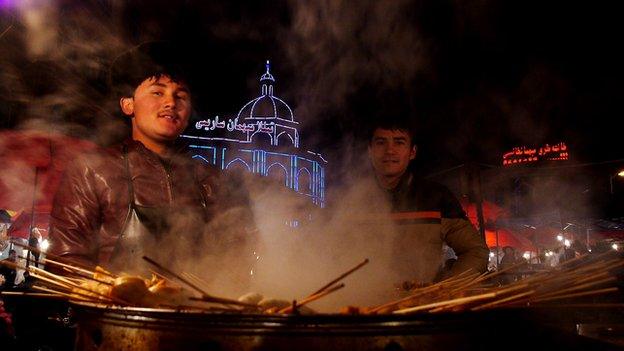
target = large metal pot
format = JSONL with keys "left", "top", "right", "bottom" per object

{"left": 71, "top": 301, "right": 621, "bottom": 351}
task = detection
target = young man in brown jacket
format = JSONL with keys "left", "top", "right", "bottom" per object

{"left": 48, "top": 43, "right": 255, "bottom": 276}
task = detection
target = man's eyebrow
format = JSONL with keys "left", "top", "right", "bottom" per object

{"left": 392, "top": 136, "right": 408, "bottom": 141}
{"left": 148, "top": 82, "right": 190, "bottom": 93}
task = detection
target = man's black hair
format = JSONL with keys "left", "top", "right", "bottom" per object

{"left": 359, "top": 88, "right": 417, "bottom": 146}
{"left": 367, "top": 117, "right": 417, "bottom": 146}
{"left": 109, "top": 41, "right": 190, "bottom": 99}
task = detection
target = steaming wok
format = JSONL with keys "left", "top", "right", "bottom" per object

{"left": 71, "top": 301, "right": 621, "bottom": 351}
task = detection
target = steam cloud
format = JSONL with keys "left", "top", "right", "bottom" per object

{"left": 0, "top": 0, "right": 609, "bottom": 311}
{"left": 282, "top": 0, "right": 426, "bottom": 131}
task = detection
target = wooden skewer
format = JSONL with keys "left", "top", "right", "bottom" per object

{"left": 31, "top": 285, "right": 94, "bottom": 302}
{"left": 428, "top": 285, "right": 525, "bottom": 313}
{"left": 278, "top": 283, "right": 346, "bottom": 314}
{"left": 474, "top": 261, "right": 527, "bottom": 283}
{"left": 142, "top": 256, "right": 208, "bottom": 295}
{"left": 309, "top": 258, "right": 369, "bottom": 296}
{"left": 369, "top": 282, "right": 454, "bottom": 313}
{"left": 30, "top": 266, "right": 81, "bottom": 288}
{"left": 491, "top": 283, "right": 530, "bottom": 297}
{"left": 532, "top": 276, "right": 616, "bottom": 300}
{"left": 27, "top": 272, "right": 82, "bottom": 294}
{"left": 42, "top": 256, "right": 115, "bottom": 279}
{"left": 142, "top": 256, "right": 257, "bottom": 308}
{"left": 181, "top": 272, "right": 211, "bottom": 293}
{"left": 0, "top": 291, "right": 66, "bottom": 299}
{"left": 28, "top": 271, "right": 127, "bottom": 305}
{"left": 393, "top": 292, "right": 497, "bottom": 314}
{"left": 572, "top": 271, "right": 610, "bottom": 285}
{"left": 151, "top": 269, "right": 171, "bottom": 282}
{"left": 370, "top": 255, "right": 623, "bottom": 314}
{"left": 60, "top": 267, "right": 113, "bottom": 286}
{"left": 179, "top": 273, "right": 242, "bottom": 309}
{"left": 0, "top": 260, "right": 109, "bottom": 301}
{"left": 300, "top": 283, "right": 345, "bottom": 307}
{"left": 9, "top": 240, "right": 113, "bottom": 277}
{"left": 470, "top": 290, "right": 535, "bottom": 311}
{"left": 368, "top": 269, "right": 479, "bottom": 313}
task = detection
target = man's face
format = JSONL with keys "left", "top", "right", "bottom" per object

{"left": 120, "top": 75, "right": 191, "bottom": 151}
{"left": 368, "top": 128, "right": 416, "bottom": 178}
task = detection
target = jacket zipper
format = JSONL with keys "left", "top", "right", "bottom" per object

{"left": 164, "top": 162, "right": 173, "bottom": 204}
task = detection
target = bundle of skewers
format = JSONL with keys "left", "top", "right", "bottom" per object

{"left": 354, "top": 251, "right": 623, "bottom": 315}
{"left": 3, "top": 243, "right": 621, "bottom": 316}
{"left": 0, "top": 242, "right": 271, "bottom": 312}
{"left": 0, "top": 242, "right": 368, "bottom": 314}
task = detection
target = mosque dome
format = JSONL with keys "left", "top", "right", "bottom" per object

{"left": 237, "top": 60, "right": 296, "bottom": 123}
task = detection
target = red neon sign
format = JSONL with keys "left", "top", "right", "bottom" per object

{"left": 502, "top": 142, "right": 569, "bottom": 166}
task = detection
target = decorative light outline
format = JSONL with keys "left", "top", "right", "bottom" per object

{"left": 182, "top": 60, "right": 326, "bottom": 207}
{"left": 226, "top": 158, "right": 251, "bottom": 171}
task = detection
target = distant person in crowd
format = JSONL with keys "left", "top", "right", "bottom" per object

{"left": 560, "top": 244, "right": 576, "bottom": 262}
{"left": 499, "top": 246, "right": 520, "bottom": 284}
{"left": 572, "top": 239, "right": 589, "bottom": 258}
{"left": 28, "top": 228, "right": 42, "bottom": 268}
{"left": 364, "top": 117, "right": 489, "bottom": 284}
{"left": 499, "top": 246, "right": 518, "bottom": 268}
{"left": 14, "top": 271, "right": 34, "bottom": 291}
{"left": 0, "top": 250, "right": 17, "bottom": 290}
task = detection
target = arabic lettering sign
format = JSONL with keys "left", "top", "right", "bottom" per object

{"left": 502, "top": 142, "right": 569, "bottom": 166}
{"left": 195, "top": 117, "right": 275, "bottom": 134}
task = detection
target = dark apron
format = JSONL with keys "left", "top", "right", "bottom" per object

{"left": 109, "top": 146, "right": 206, "bottom": 274}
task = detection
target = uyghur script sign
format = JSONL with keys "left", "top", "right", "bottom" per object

{"left": 195, "top": 116, "right": 275, "bottom": 134}
{"left": 502, "top": 142, "right": 569, "bottom": 166}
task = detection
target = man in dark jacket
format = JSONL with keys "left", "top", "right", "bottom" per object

{"left": 0, "top": 249, "right": 17, "bottom": 290}
{"left": 366, "top": 119, "right": 489, "bottom": 283}
{"left": 48, "top": 43, "right": 255, "bottom": 275}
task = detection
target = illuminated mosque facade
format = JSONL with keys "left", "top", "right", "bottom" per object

{"left": 181, "top": 61, "right": 327, "bottom": 207}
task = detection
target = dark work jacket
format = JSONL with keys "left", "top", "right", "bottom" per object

{"left": 353, "top": 171, "right": 489, "bottom": 283}
{"left": 387, "top": 172, "right": 488, "bottom": 281}
{"left": 48, "top": 139, "right": 252, "bottom": 271}
{"left": 0, "top": 262, "right": 16, "bottom": 289}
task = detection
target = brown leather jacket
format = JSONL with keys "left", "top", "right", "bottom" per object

{"left": 48, "top": 139, "right": 240, "bottom": 269}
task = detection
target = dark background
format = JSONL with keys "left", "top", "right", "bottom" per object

{"left": 1, "top": 0, "right": 623, "bottom": 216}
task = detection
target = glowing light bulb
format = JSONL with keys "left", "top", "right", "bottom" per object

{"left": 522, "top": 252, "right": 531, "bottom": 260}
{"left": 489, "top": 252, "right": 495, "bottom": 258}
{"left": 40, "top": 239, "right": 50, "bottom": 252}
{"left": 556, "top": 235, "right": 564, "bottom": 242}
{"left": 564, "top": 239, "right": 571, "bottom": 247}
{"left": 612, "top": 243, "right": 619, "bottom": 251}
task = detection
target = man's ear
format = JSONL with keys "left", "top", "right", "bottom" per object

{"left": 119, "top": 97, "right": 134, "bottom": 116}
{"left": 410, "top": 145, "right": 417, "bottom": 160}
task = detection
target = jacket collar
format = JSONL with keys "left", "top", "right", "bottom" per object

{"left": 386, "top": 170, "right": 413, "bottom": 195}
{"left": 122, "top": 138, "right": 191, "bottom": 158}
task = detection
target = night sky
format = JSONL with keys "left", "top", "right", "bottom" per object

{"left": 1, "top": 0, "right": 623, "bottom": 173}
